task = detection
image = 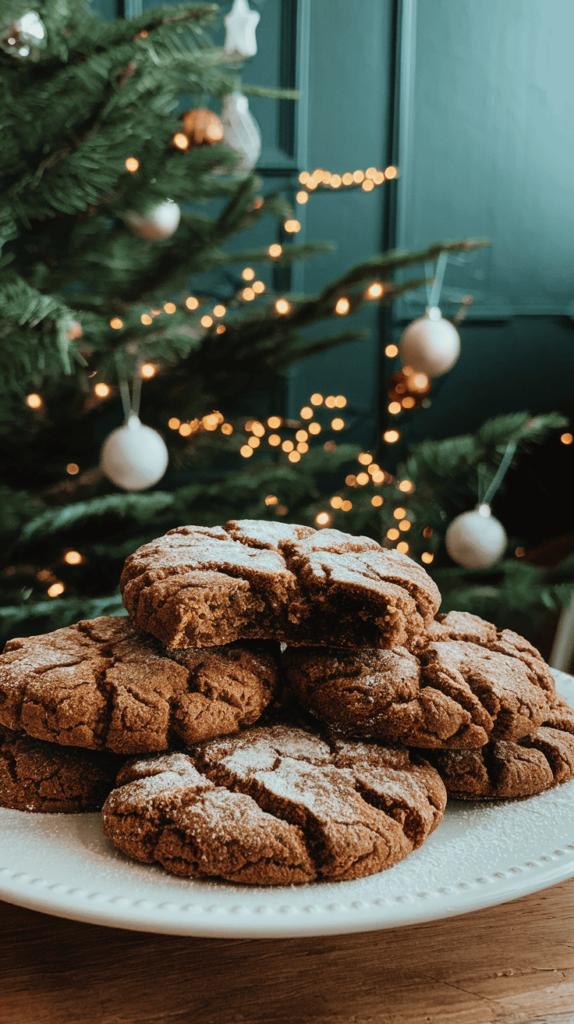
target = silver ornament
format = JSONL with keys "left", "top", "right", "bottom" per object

{"left": 1, "top": 11, "right": 45, "bottom": 57}
{"left": 100, "top": 414, "right": 168, "bottom": 491}
{"left": 445, "top": 504, "right": 507, "bottom": 569}
{"left": 123, "top": 200, "right": 181, "bottom": 241}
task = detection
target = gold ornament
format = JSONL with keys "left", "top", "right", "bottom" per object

{"left": 181, "top": 108, "right": 224, "bottom": 147}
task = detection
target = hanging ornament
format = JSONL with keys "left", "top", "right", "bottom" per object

{"left": 1, "top": 11, "right": 45, "bottom": 57}
{"left": 445, "top": 504, "right": 507, "bottom": 569}
{"left": 123, "top": 200, "right": 181, "bottom": 240}
{"left": 221, "top": 92, "right": 261, "bottom": 176}
{"left": 181, "top": 108, "right": 224, "bottom": 147}
{"left": 398, "top": 251, "right": 461, "bottom": 378}
{"left": 224, "top": 0, "right": 260, "bottom": 58}
{"left": 100, "top": 414, "right": 168, "bottom": 491}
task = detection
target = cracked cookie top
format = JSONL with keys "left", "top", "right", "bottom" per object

{"left": 423, "top": 694, "right": 574, "bottom": 799}
{"left": 119, "top": 519, "right": 441, "bottom": 650}
{"left": 0, "top": 616, "right": 278, "bottom": 754}
{"left": 101, "top": 722, "right": 446, "bottom": 886}
{"left": 283, "top": 611, "right": 557, "bottom": 749}
{"left": 0, "top": 724, "right": 122, "bottom": 813}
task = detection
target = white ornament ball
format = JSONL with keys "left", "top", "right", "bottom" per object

{"left": 399, "top": 307, "right": 460, "bottom": 377}
{"left": 123, "top": 200, "right": 180, "bottom": 240}
{"left": 445, "top": 505, "right": 507, "bottom": 569}
{"left": 100, "top": 415, "right": 168, "bottom": 491}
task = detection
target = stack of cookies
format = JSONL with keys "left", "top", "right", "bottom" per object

{"left": 1, "top": 519, "right": 573, "bottom": 888}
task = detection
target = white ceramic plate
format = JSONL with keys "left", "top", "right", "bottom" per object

{"left": 1, "top": 671, "right": 573, "bottom": 939}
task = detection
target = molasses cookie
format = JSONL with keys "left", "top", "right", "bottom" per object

{"left": 0, "top": 724, "right": 121, "bottom": 813}
{"left": 119, "top": 519, "right": 441, "bottom": 650}
{"left": 102, "top": 722, "right": 446, "bottom": 885}
{"left": 423, "top": 694, "right": 574, "bottom": 799}
{"left": 0, "top": 616, "right": 278, "bottom": 754}
{"left": 283, "top": 612, "right": 556, "bottom": 748}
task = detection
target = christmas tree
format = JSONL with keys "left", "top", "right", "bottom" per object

{"left": 1, "top": 1, "right": 571, "bottom": 650}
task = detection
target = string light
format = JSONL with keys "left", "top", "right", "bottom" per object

{"left": 371, "top": 470, "right": 385, "bottom": 483}
{"left": 240, "top": 445, "right": 253, "bottom": 457}
{"left": 346, "top": 474, "right": 357, "bottom": 486}
{"left": 311, "top": 393, "right": 323, "bottom": 405}
{"left": 216, "top": 325, "right": 226, "bottom": 334}
{"left": 561, "top": 433, "right": 573, "bottom": 445}
{"left": 26, "top": 393, "right": 42, "bottom": 409}
{"left": 342, "top": 172, "right": 353, "bottom": 185}
{"left": 296, "top": 429, "right": 308, "bottom": 441}
{"left": 287, "top": 451, "right": 300, "bottom": 462}
{"left": 299, "top": 172, "right": 310, "bottom": 184}
{"left": 335, "top": 297, "right": 350, "bottom": 315}
{"left": 284, "top": 219, "right": 301, "bottom": 233}
{"left": 151, "top": 309, "right": 161, "bottom": 316}
{"left": 252, "top": 281, "right": 265, "bottom": 294}
{"left": 202, "top": 413, "right": 220, "bottom": 431}
{"left": 242, "top": 268, "right": 255, "bottom": 281}
{"left": 402, "top": 396, "right": 416, "bottom": 409}
{"left": 316, "top": 512, "right": 331, "bottom": 526}
{"left": 213, "top": 304, "right": 226, "bottom": 317}
{"left": 282, "top": 440, "right": 294, "bottom": 452}
{"left": 173, "top": 133, "right": 189, "bottom": 150}
{"left": 330, "top": 496, "right": 343, "bottom": 508}
{"left": 356, "top": 472, "right": 369, "bottom": 485}
{"left": 47, "top": 582, "right": 65, "bottom": 597}
{"left": 324, "top": 440, "right": 337, "bottom": 451}
{"left": 385, "top": 166, "right": 399, "bottom": 179}
{"left": 221, "top": 423, "right": 233, "bottom": 435}
{"left": 185, "top": 296, "right": 199, "bottom": 310}
{"left": 397, "top": 541, "right": 409, "bottom": 554}
{"left": 341, "top": 499, "right": 352, "bottom": 511}
{"left": 125, "top": 157, "right": 139, "bottom": 172}
{"left": 251, "top": 422, "right": 265, "bottom": 437}
{"left": 331, "top": 418, "right": 345, "bottom": 430}
{"left": 296, "top": 191, "right": 309, "bottom": 204}
{"left": 275, "top": 299, "right": 290, "bottom": 314}
{"left": 399, "top": 520, "right": 411, "bottom": 532}
{"left": 308, "top": 422, "right": 321, "bottom": 434}
{"left": 361, "top": 180, "right": 374, "bottom": 192}
{"left": 325, "top": 396, "right": 336, "bottom": 409}
{"left": 352, "top": 170, "right": 365, "bottom": 183}
{"left": 164, "top": 303, "right": 176, "bottom": 314}
{"left": 248, "top": 436, "right": 260, "bottom": 448}
{"left": 515, "top": 546, "right": 525, "bottom": 558}
{"left": 268, "top": 416, "right": 282, "bottom": 428}
{"left": 371, "top": 495, "right": 383, "bottom": 507}
{"left": 330, "top": 175, "right": 341, "bottom": 188}
{"left": 399, "top": 480, "right": 414, "bottom": 492}
{"left": 66, "top": 463, "right": 79, "bottom": 475}
{"left": 241, "top": 288, "right": 255, "bottom": 301}
{"left": 110, "top": 318, "right": 123, "bottom": 329}
{"left": 300, "top": 406, "right": 313, "bottom": 419}
{"left": 388, "top": 402, "right": 401, "bottom": 415}
{"left": 297, "top": 441, "right": 309, "bottom": 453}
{"left": 64, "top": 551, "right": 82, "bottom": 565}
{"left": 266, "top": 494, "right": 278, "bottom": 505}
{"left": 201, "top": 315, "right": 214, "bottom": 327}
{"left": 94, "top": 383, "right": 110, "bottom": 398}
{"left": 385, "top": 344, "right": 399, "bottom": 357}
{"left": 387, "top": 528, "right": 400, "bottom": 540}
{"left": 393, "top": 507, "right": 407, "bottom": 519}
{"left": 358, "top": 453, "right": 373, "bottom": 465}
{"left": 168, "top": 418, "right": 180, "bottom": 429}
{"left": 421, "top": 552, "right": 434, "bottom": 564}
{"left": 367, "top": 283, "right": 384, "bottom": 299}
{"left": 383, "top": 429, "right": 400, "bottom": 443}
{"left": 268, "top": 433, "right": 281, "bottom": 446}
{"left": 141, "top": 314, "right": 153, "bottom": 325}
{"left": 269, "top": 244, "right": 282, "bottom": 257}
{"left": 141, "top": 364, "right": 155, "bottom": 378}
{"left": 179, "top": 423, "right": 192, "bottom": 436}
{"left": 335, "top": 395, "right": 347, "bottom": 408}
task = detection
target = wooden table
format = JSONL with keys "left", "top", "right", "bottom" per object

{"left": 1, "top": 879, "right": 573, "bottom": 1024}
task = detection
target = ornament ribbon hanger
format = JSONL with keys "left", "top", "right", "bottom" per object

{"left": 425, "top": 251, "right": 449, "bottom": 316}
{"left": 478, "top": 440, "right": 517, "bottom": 508}
{"left": 116, "top": 353, "right": 142, "bottom": 424}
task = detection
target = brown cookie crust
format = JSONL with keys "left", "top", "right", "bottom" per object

{"left": 0, "top": 617, "right": 278, "bottom": 754}
{"left": 119, "top": 520, "right": 441, "bottom": 651}
{"left": 423, "top": 695, "right": 574, "bottom": 799}
{"left": 102, "top": 723, "right": 446, "bottom": 886}
{"left": 0, "top": 725, "right": 121, "bottom": 813}
{"left": 283, "top": 611, "right": 556, "bottom": 749}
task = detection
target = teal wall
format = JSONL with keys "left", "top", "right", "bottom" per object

{"left": 90, "top": 0, "right": 574, "bottom": 545}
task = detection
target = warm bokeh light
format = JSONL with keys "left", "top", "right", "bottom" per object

{"left": 316, "top": 512, "right": 331, "bottom": 526}
{"left": 185, "top": 296, "right": 199, "bottom": 310}
{"left": 399, "top": 520, "right": 411, "bottom": 532}
{"left": 342, "top": 172, "right": 353, "bottom": 185}
{"left": 367, "top": 283, "right": 384, "bottom": 299}
{"left": 299, "top": 171, "right": 310, "bottom": 184}
{"left": 164, "top": 302, "right": 176, "bottom": 314}
{"left": 345, "top": 474, "right": 357, "bottom": 486}
{"left": 266, "top": 494, "right": 278, "bottom": 505}
{"left": 268, "top": 433, "right": 281, "bottom": 446}
{"left": 383, "top": 429, "right": 400, "bottom": 443}
{"left": 341, "top": 499, "right": 353, "bottom": 511}
{"left": 322, "top": 172, "right": 332, "bottom": 184}
{"left": 48, "top": 582, "right": 65, "bottom": 597}
{"left": 281, "top": 440, "right": 294, "bottom": 452}
{"left": 297, "top": 441, "right": 309, "bottom": 453}
{"left": 66, "top": 462, "right": 79, "bottom": 475}
{"left": 324, "top": 440, "right": 337, "bottom": 452}
{"left": 384, "top": 166, "right": 398, "bottom": 179}
{"left": 308, "top": 422, "right": 321, "bottom": 435}
{"left": 141, "top": 314, "right": 153, "bottom": 325}
{"left": 353, "top": 170, "right": 365, "bottom": 183}
{"left": 94, "top": 383, "right": 110, "bottom": 398}
{"left": 213, "top": 304, "right": 226, "bottom": 317}
{"left": 275, "top": 298, "right": 290, "bottom": 314}
{"left": 242, "top": 267, "right": 255, "bottom": 281}
{"left": 269, "top": 244, "right": 282, "bottom": 257}
{"left": 300, "top": 406, "right": 313, "bottom": 419}
{"left": 248, "top": 436, "right": 260, "bottom": 448}
{"left": 202, "top": 413, "right": 220, "bottom": 431}
{"left": 110, "top": 318, "right": 123, "bottom": 330}
{"left": 421, "top": 552, "right": 434, "bottom": 564}
{"left": 168, "top": 418, "right": 180, "bottom": 430}
{"left": 387, "top": 528, "right": 400, "bottom": 540}
{"left": 201, "top": 315, "right": 214, "bottom": 327}
{"left": 179, "top": 423, "right": 192, "bottom": 436}
{"left": 251, "top": 422, "right": 265, "bottom": 437}
{"left": 221, "top": 422, "right": 233, "bottom": 435}
{"left": 284, "top": 219, "right": 301, "bottom": 233}
{"left": 358, "top": 453, "right": 373, "bottom": 465}
{"left": 356, "top": 472, "right": 369, "bottom": 486}
{"left": 330, "top": 174, "right": 342, "bottom": 188}
{"left": 561, "top": 432, "right": 573, "bottom": 445}
{"left": 335, "top": 395, "right": 347, "bottom": 408}
{"left": 330, "top": 496, "right": 343, "bottom": 508}
{"left": 26, "top": 393, "right": 42, "bottom": 409}
{"left": 141, "top": 363, "right": 155, "bottom": 378}
{"left": 268, "top": 416, "right": 282, "bottom": 429}
{"left": 125, "top": 157, "right": 139, "bottom": 172}
{"left": 361, "top": 179, "right": 374, "bottom": 192}
{"left": 335, "top": 297, "right": 350, "bottom": 315}
{"left": 240, "top": 445, "right": 254, "bottom": 458}
{"left": 373, "top": 171, "right": 385, "bottom": 184}
{"left": 310, "top": 393, "right": 323, "bottom": 405}
{"left": 372, "top": 470, "right": 385, "bottom": 483}
{"left": 402, "top": 396, "right": 416, "bottom": 409}
{"left": 288, "top": 450, "right": 301, "bottom": 462}
{"left": 412, "top": 372, "right": 430, "bottom": 391}
{"left": 423, "top": 526, "right": 433, "bottom": 538}
{"left": 325, "top": 396, "right": 337, "bottom": 409}
{"left": 397, "top": 541, "right": 409, "bottom": 554}
{"left": 216, "top": 324, "right": 226, "bottom": 334}
{"left": 173, "top": 133, "right": 189, "bottom": 150}
{"left": 385, "top": 344, "right": 399, "bottom": 357}
{"left": 296, "top": 191, "right": 309, "bottom": 204}
{"left": 296, "top": 429, "right": 308, "bottom": 442}
{"left": 371, "top": 495, "right": 384, "bottom": 507}
{"left": 388, "top": 401, "right": 401, "bottom": 415}
{"left": 64, "top": 550, "right": 82, "bottom": 565}
{"left": 252, "top": 281, "right": 265, "bottom": 294}
{"left": 331, "top": 418, "right": 345, "bottom": 430}
{"left": 393, "top": 507, "right": 406, "bottom": 519}
{"left": 399, "top": 479, "right": 414, "bottom": 492}
{"left": 515, "top": 546, "right": 525, "bottom": 557}
{"left": 151, "top": 309, "right": 161, "bottom": 316}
